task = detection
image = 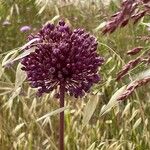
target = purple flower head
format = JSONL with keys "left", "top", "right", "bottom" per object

{"left": 21, "top": 20, "right": 104, "bottom": 98}
{"left": 20, "top": 26, "right": 31, "bottom": 32}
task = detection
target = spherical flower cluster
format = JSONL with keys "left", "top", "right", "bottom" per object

{"left": 21, "top": 20, "right": 104, "bottom": 98}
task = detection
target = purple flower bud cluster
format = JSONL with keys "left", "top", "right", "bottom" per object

{"left": 21, "top": 20, "right": 104, "bottom": 97}
{"left": 102, "top": 0, "right": 150, "bottom": 34}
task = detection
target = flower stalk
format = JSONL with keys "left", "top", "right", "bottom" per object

{"left": 20, "top": 20, "right": 104, "bottom": 149}
{"left": 59, "top": 84, "right": 65, "bottom": 150}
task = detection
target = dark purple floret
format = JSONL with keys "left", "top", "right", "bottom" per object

{"left": 21, "top": 20, "right": 104, "bottom": 98}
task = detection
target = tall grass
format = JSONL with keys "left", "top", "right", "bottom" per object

{"left": 0, "top": 0, "right": 150, "bottom": 149}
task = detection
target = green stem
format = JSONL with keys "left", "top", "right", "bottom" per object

{"left": 59, "top": 84, "right": 65, "bottom": 150}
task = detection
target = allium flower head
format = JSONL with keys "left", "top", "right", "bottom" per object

{"left": 21, "top": 20, "right": 104, "bottom": 98}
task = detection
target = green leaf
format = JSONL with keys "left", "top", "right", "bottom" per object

{"left": 134, "top": 68, "right": 150, "bottom": 80}
{"left": 50, "top": 15, "right": 60, "bottom": 23}
{"left": 94, "top": 21, "right": 107, "bottom": 32}
{"left": 38, "top": 4, "right": 46, "bottom": 14}
{"left": 0, "top": 90, "right": 12, "bottom": 96}
{"left": 82, "top": 94, "right": 99, "bottom": 127}
{"left": 0, "top": 81, "right": 13, "bottom": 90}
{"left": 36, "top": 106, "right": 68, "bottom": 122}
{"left": 15, "top": 63, "right": 27, "bottom": 88}
{"left": 100, "top": 85, "right": 127, "bottom": 116}
{"left": 2, "top": 38, "right": 39, "bottom": 67}
{"left": 129, "top": 110, "right": 139, "bottom": 122}
{"left": 4, "top": 47, "right": 36, "bottom": 66}
{"left": 141, "top": 22, "right": 150, "bottom": 27}
{"left": 20, "top": 38, "right": 40, "bottom": 50}
{"left": 13, "top": 107, "right": 68, "bottom": 135}
{"left": 0, "top": 63, "right": 4, "bottom": 78}
{"left": 13, "top": 47, "right": 36, "bottom": 62}
{"left": 3, "top": 87, "right": 21, "bottom": 110}
{"left": 2, "top": 49, "right": 19, "bottom": 67}
{"left": 12, "top": 123, "right": 25, "bottom": 135}
{"left": 133, "top": 118, "right": 142, "bottom": 130}
{"left": 87, "top": 142, "right": 96, "bottom": 150}
{"left": 45, "top": 15, "right": 60, "bottom": 26}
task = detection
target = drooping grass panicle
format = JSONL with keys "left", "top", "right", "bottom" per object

{"left": 118, "top": 76, "right": 150, "bottom": 100}
{"left": 116, "top": 57, "right": 141, "bottom": 81}
{"left": 102, "top": 0, "right": 149, "bottom": 34}
{"left": 127, "top": 47, "right": 143, "bottom": 55}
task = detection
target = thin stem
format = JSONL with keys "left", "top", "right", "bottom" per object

{"left": 59, "top": 84, "right": 65, "bottom": 150}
